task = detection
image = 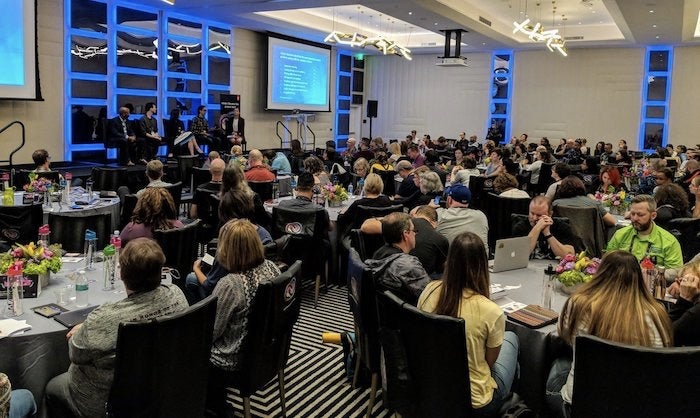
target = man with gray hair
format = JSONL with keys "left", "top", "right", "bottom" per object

{"left": 606, "top": 194, "right": 683, "bottom": 268}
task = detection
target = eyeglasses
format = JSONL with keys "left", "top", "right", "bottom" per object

{"left": 405, "top": 228, "right": 417, "bottom": 234}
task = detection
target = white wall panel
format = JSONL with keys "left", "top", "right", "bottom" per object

{"left": 669, "top": 46, "right": 700, "bottom": 149}
{"left": 364, "top": 53, "right": 492, "bottom": 140}
{"left": 511, "top": 48, "right": 643, "bottom": 146}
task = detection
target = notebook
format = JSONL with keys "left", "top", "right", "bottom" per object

{"left": 489, "top": 236, "right": 531, "bottom": 273}
{"left": 54, "top": 306, "right": 98, "bottom": 328}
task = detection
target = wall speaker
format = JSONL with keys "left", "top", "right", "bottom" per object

{"left": 367, "top": 100, "right": 378, "bottom": 118}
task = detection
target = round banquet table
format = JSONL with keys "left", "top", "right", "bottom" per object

{"left": 42, "top": 193, "right": 121, "bottom": 232}
{"left": 0, "top": 262, "right": 133, "bottom": 417}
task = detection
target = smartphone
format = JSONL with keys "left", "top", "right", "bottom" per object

{"left": 433, "top": 196, "right": 441, "bottom": 205}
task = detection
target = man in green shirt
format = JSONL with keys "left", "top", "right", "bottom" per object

{"left": 606, "top": 194, "right": 683, "bottom": 268}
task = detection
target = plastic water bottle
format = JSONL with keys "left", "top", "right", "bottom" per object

{"left": 75, "top": 270, "right": 89, "bottom": 307}
{"left": 347, "top": 184, "right": 354, "bottom": 196}
{"left": 357, "top": 178, "right": 365, "bottom": 197}
{"left": 37, "top": 224, "right": 51, "bottom": 247}
{"left": 541, "top": 265, "right": 555, "bottom": 310}
{"left": 5, "top": 263, "right": 24, "bottom": 317}
{"left": 63, "top": 172, "right": 72, "bottom": 204}
{"left": 102, "top": 245, "right": 116, "bottom": 291}
{"left": 272, "top": 179, "right": 280, "bottom": 202}
{"left": 84, "top": 229, "right": 97, "bottom": 271}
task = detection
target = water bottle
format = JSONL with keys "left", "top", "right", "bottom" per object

{"left": 38, "top": 224, "right": 51, "bottom": 247}
{"left": 347, "top": 183, "right": 354, "bottom": 196}
{"left": 84, "top": 229, "right": 97, "bottom": 271}
{"left": 63, "top": 172, "right": 72, "bottom": 204}
{"left": 272, "top": 179, "right": 280, "bottom": 202}
{"left": 110, "top": 231, "right": 121, "bottom": 280}
{"left": 5, "top": 263, "right": 24, "bottom": 317}
{"left": 357, "top": 178, "right": 365, "bottom": 197}
{"left": 102, "top": 245, "right": 116, "bottom": 291}
{"left": 541, "top": 265, "right": 555, "bottom": 310}
{"left": 654, "top": 266, "right": 666, "bottom": 300}
{"left": 640, "top": 257, "right": 655, "bottom": 295}
{"left": 85, "top": 179, "right": 94, "bottom": 200}
{"left": 75, "top": 270, "right": 89, "bottom": 307}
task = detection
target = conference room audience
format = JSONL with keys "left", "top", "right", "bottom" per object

{"left": 668, "top": 260, "right": 700, "bottom": 346}
{"left": 494, "top": 173, "right": 529, "bottom": 198}
{"left": 418, "top": 232, "right": 519, "bottom": 417}
{"left": 595, "top": 166, "right": 625, "bottom": 194}
{"left": 511, "top": 196, "right": 579, "bottom": 259}
{"left": 189, "top": 158, "right": 225, "bottom": 219}
{"left": 365, "top": 212, "right": 430, "bottom": 305}
{"left": 206, "top": 220, "right": 281, "bottom": 415}
{"left": 434, "top": 184, "right": 489, "bottom": 250}
{"left": 522, "top": 150, "right": 546, "bottom": 187}
{"left": 452, "top": 148, "right": 466, "bottom": 167}
{"left": 654, "top": 183, "right": 691, "bottom": 229}
{"left": 337, "top": 173, "right": 392, "bottom": 235}
{"left": 352, "top": 137, "right": 375, "bottom": 162}
{"left": 135, "top": 159, "right": 171, "bottom": 197}
{"left": 0, "top": 373, "right": 36, "bottom": 418}
{"left": 606, "top": 194, "right": 684, "bottom": 268}
{"left": 394, "top": 160, "right": 419, "bottom": 198}
{"left": 552, "top": 176, "right": 616, "bottom": 227}
{"left": 484, "top": 149, "right": 505, "bottom": 178}
{"left": 120, "top": 188, "right": 183, "bottom": 246}
{"left": 407, "top": 144, "right": 425, "bottom": 168}
{"left": 593, "top": 141, "right": 605, "bottom": 157}
{"left": 403, "top": 170, "right": 443, "bottom": 210}
{"left": 451, "top": 157, "right": 481, "bottom": 187}
{"left": 218, "top": 163, "right": 271, "bottom": 230}
{"left": 263, "top": 149, "right": 292, "bottom": 175}
{"left": 305, "top": 155, "right": 330, "bottom": 185}
{"left": 244, "top": 149, "right": 275, "bottom": 182}
{"left": 545, "top": 250, "right": 672, "bottom": 418}
{"left": 46, "top": 238, "right": 189, "bottom": 417}
{"left": 277, "top": 172, "right": 332, "bottom": 236}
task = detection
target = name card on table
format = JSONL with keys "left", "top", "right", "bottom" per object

{"left": 0, "top": 274, "right": 43, "bottom": 298}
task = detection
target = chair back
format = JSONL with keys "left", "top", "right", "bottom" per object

{"left": 485, "top": 193, "right": 530, "bottom": 253}
{"left": 176, "top": 155, "right": 199, "bottom": 192}
{"left": 163, "top": 181, "right": 183, "bottom": 211}
{"left": 107, "top": 296, "right": 218, "bottom": 418}
{"left": 153, "top": 219, "right": 200, "bottom": 288}
{"left": 348, "top": 229, "right": 385, "bottom": 261}
{"left": 91, "top": 167, "right": 127, "bottom": 192}
{"left": 571, "top": 334, "right": 700, "bottom": 418}
{"left": 120, "top": 194, "right": 139, "bottom": 230}
{"left": 347, "top": 248, "right": 381, "bottom": 372}
{"left": 248, "top": 181, "right": 273, "bottom": 202}
{"left": 192, "top": 167, "right": 211, "bottom": 190}
{"left": 375, "top": 170, "right": 398, "bottom": 196}
{"left": 552, "top": 205, "right": 606, "bottom": 258}
{"left": 376, "top": 291, "right": 471, "bottom": 417}
{"left": 14, "top": 170, "right": 61, "bottom": 190}
{"left": 0, "top": 204, "right": 43, "bottom": 246}
{"left": 271, "top": 206, "right": 327, "bottom": 279}
{"left": 534, "top": 162, "right": 555, "bottom": 194}
{"left": 467, "top": 176, "right": 493, "bottom": 210}
{"left": 666, "top": 217, "right": 700, "bottom": 263}
{"left": 353, "top": 204, "right": 404, "bottom": 231}
{"left": 49, "top": 212, "right": 111, "bottom": 253}
{"left": 234, "top": 261, "right": 302, "bottom": 396}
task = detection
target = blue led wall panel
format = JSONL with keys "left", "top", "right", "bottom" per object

{"left": 335, "top": 51, "right": 352, "bottom": 149}
{"left": 639, "top": 47, "right": 672, "bottom": 151}
{"left": 486, "top": 51, "right": 514, "bottom": 144}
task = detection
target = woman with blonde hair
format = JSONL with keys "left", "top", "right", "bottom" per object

{"left": 546, "top": 250, "right": 672, "bottom": 417}
{"left": 207, "top": 219, "right": 281, "bottom": 415}
{"left": 120, "top": 188, "right": 183, "bottom": 246}
{"left": 337, "top": 173, "right": 392, "bottom": 234}
{"left": 419, "top": 232, "right": 519, "bottom": 416}
{"left": 353, "top": 157, "right": 370, "bottom": 179}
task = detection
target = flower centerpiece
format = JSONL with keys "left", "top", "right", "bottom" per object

{"left": 23, "top": 173, "right": 54, "bottom": 194}
{"left": 321, "top": 183, "right": 349, "bottom": 207}
{"left": 0, "top": 242, "right": 63, "bottom": 277}
{"left": 594, "top": 186, "right": 630, "bottom": 215}
{"left": 555, "top": 251, "right": 600, "bottom": 293}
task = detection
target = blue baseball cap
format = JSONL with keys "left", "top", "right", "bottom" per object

{"left": 447, "top": 184, "right": 472, "bottom": 204}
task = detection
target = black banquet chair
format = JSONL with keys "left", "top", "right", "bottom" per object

{"left": 571, "top": 334, "right": 700, "bottom": 418}
{"left": 666, "top": 217, "right": 700, "bottom": 263}
{"left": 208, "top": 260, "right": 302, "bottom": 418}
{"left": 106, "top": 296, "right": 218, "bottom": 418}
{"left": 346, "top": 248, "right": 381, "bottom": 418}
{"left": 153, "top": 219, "right": 200, "bottom": 290}
{"left": 48, "top": 212, "right": 111, "bottom": 253}
{"left": 0, "top": 204, "right": 43, "bottom": 247}
{"left": 248, "top": 181, "right": 273, "bottom": 202}
{"left": 376, "top": 290, "right": 471, "bottom": 418}
{"left": 484, "top": 192, "right": 530, "bottom": 254}
{"left": 91, "top": 167, "right": 128, "bottom": 192}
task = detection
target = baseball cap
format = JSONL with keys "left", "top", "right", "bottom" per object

{"left": 447, "top": 184, "right": 472, "bottom": 204}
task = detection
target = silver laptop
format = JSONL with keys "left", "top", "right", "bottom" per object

{"left": 489, "top": 236, "right": 530, "bottom": 273}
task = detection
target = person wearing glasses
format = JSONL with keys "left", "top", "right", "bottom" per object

{"left": 365, "top": 212, "right": 430, "bottom": 305}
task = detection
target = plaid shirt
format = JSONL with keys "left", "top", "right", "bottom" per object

{"left": 191, "top": 115, "right": 209, "bottom": 135}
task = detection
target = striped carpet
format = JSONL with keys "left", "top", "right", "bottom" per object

{"left": 223, "top": 283, "right": 391, "bottom": 417}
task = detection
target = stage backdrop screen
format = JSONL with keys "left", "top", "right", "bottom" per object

{"left": 266, "top": 35, "right": 331, "bottom": 112}
{"left": 0, "top": 0, "right": 41, "bottom": 100}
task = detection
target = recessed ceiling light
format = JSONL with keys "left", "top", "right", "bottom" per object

{"left": 578, "top": 22, "right": 582, "bottom": 25}
{"left": 434, "top": 22, "right": 438, "bottom": 25}
{"left": 649, "top": 10, "right": 655, "bottom": 13}
{"left": 592, "top": 10, "right": 596, "bottom": 13}
{"left": 482, "top": 42, "right": 486, "bottom": 45}
{"left": 408, "top": 11, "right": 412, "bottom": 15}
{"left": 652, "top": 24, "right": 657, "bottom": 28}
{"left": 655, "top": 35, "right": 660, "bottom": 39}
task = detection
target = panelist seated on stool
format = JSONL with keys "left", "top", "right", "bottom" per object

{"left": 45, "top": 238, "right": 189, "bottom": 418}
{"left": 106, "top": 106, "right": 137, "bottom": 166}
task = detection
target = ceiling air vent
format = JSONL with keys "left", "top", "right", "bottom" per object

{"left": 421, "top": 42, "right": 438, "bottom": 46}
{"left": 564, "top": 35, "right": 584, "bottom": 40}
{"left": 479, "top": 16, "right": 492, "bottom": 26}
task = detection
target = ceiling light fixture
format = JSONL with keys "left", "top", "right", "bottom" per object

{"left": 161, "top": 0, "right": 174, "bottom": 5}
{"left": 513, "top": 18, "right": 567, "bottom": 56}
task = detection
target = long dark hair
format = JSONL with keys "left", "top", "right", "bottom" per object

{"left": 432, "top": 232, "right": 490, "bottom": 318}
{"left": 219, "top": 164, "right": 254, "bottom": 222}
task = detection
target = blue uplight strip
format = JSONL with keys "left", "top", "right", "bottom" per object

{"left": 486, "top": 50, "right": 514, "bottom": 144}
{"left": 639, "top": 46, "right": 673, "bottom": 151}
{"left": 335, "top": 50, "right": 352, "bottom": 148}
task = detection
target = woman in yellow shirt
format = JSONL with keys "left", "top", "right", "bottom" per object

{"left": 418, "top": 232, "right": 519, "bottom": 416}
